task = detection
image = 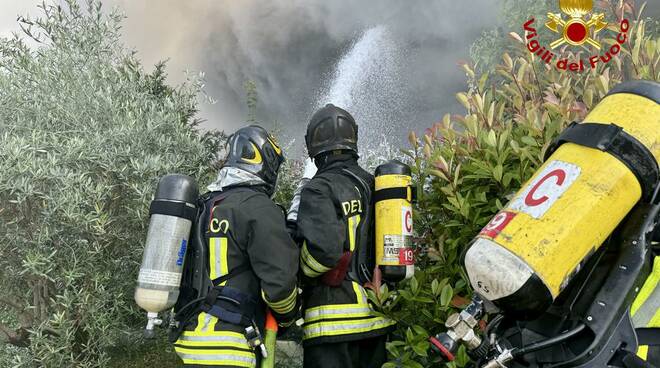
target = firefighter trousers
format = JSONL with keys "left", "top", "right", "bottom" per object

{"left": 303, "top": 334, "right": 388, "bottom": 368}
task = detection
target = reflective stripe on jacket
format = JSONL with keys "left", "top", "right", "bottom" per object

{"left": 302, "top": 281, "right": 395, "bottom": 342}
{"left": 175, "top": 328, "right": 256, "bottom": 367}
{"left": 632, "top": 255, "right": 659, "bottom": 362}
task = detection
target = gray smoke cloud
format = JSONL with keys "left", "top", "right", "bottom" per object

{"left": 105, "top": 0, "right": 500, "bottom": 141}
{"left": 6, "top": 1, "right": 656, "bottom": 148}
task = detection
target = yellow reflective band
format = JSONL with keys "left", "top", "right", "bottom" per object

{"left": 176, "top": 333, "right": 250, "bottom": 349}
{"left": 194, "top": 312, "right": 219, "bottom": 333}
{"left": 209, "top": 237, "right": 229, "bottom": 285}
{"left": 632, "top": 256, "right": 660, "bottom": 328}
{"left": 261, "top": 287, "right": 297, "bottom": 314}
{"left": 637, "top": 345, "right": 649, "bottom": 360}
{"left": 352, "top": 281, "right": 369, "bottom": 305}
{"left": 301, "top": 241, "right": 331, "bottom": 274}
{"left": 175, "top": 347, "right": 256, "bottom": 367}
{"left": 182, "top": 330, "right": 247, "bottom": 338}
{"left": 303, "top": 315, "right": 396, "bottom": 340}
{"left": 347, "top": 214, "right": 361, "bottom": 252}
{"left": 300, "top": 259, "right": 323, "bottom": 278}
{"left": 304, "top": 303, "right": 373, "bottom": 323}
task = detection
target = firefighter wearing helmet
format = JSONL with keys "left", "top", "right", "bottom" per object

{"left": 170, "top": 125, "right": 300, "bottom": 367}
{"left": 288, "top": 104, "right": 396, "bottom": 368}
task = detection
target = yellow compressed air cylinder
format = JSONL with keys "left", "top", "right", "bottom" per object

{"left": 375, "top": 160, "right": 415, "bottom": 282}
{"left": 464, "top": 81, "right": 660, "bottom": 318}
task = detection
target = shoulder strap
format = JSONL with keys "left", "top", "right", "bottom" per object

{"left": 342, "top": 167, "right": 372, "bottom": 199}
{"left": 211, "top": 263, "right": 251, "bottom": 287}
{"left": 341, "top": 167, "right": 376, "bottom": 284}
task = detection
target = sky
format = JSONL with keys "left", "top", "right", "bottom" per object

{"left": 1, "top": 1, "right": 658, "bottom": 147}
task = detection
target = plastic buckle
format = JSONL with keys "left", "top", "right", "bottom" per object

{"left": 245, "top": 323, "right": 268, "bottom": 358}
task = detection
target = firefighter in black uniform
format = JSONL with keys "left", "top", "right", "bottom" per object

{"left": 288, "top": 104, "right": 396, "bottom": 368}
{"left": 172, "top": 125, "right": 300, "bottom": 368}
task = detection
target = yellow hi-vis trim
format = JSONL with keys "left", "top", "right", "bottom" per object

{"left": 302, "top": 281, "right": 395, "bottom": 339}
{"left": 175, "top": 346, "right": 256, "bottom": 367}
{"left": 194, "top": 237, "right": 229, "bottom": 336}
{"left": 303, "top": 316, "right": 396, "bottom": 340}
{"left": 304, "top": 303, "right": 373, "bottom": 323}
{"left": 209, "top": 237, "right": 229, "bottom": 285}
{"left": 632, "top": 256, "right": 660, "bottom": 328}
{"left": 352, "top": 281, "right": 369, "bottom": 304}
{"left": 194, "top": 312, "right": 219, "bottom": 334}
{"left": 638, "top": 345, "right": 649, "bottom": 361}
{"left": 347, "top": 214, "right": 361, "bottom": 252}
{"left": 632, "top": 256, "right": 660, "bottom": 361}
{"left": 300, "top": 241, "right": 331, "bottom": 277}
{"left": 261, "top": 287, "right": 297, "bottom": 315}
{"left": 176, "top": 331, "right": 251, "bottom": 348}
{"left": 175, "top": 332, "right": 255, "bottom": 366}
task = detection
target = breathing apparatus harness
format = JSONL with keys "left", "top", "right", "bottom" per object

{"left": 169, "top": 189, "right": 268, "bottom": 358}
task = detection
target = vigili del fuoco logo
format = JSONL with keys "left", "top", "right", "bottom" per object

{"left": 523, "top": 0, "right": 630, "bottom": 72}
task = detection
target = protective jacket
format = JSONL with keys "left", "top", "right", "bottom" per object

{"left": 292, "top": 155, "right": 395, "bottom": 346}
{"left": 174, "top": 185, "right": 300, "bottom": 367}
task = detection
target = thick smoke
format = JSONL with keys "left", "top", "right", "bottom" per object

{"left": 107, "top": 0, "right": 500, "bottom": 142}
{"left": 2, "top": 1, "right": 660, "bottom": 145}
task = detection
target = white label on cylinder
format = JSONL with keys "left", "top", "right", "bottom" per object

{"left": 509, "top": 160, "right": 581, "bottom": 219}
{"left": 138, "top": 269, "right": 182, "bottom": 287}
{"left": 383, "top": 234, "right": 413, "bottom": 266}
{"left": 401, "top": 206, "right": 413, "bottom": 235}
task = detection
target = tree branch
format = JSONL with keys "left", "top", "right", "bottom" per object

{"left": 0, "top": 322, "right": 30, "bottom": 347}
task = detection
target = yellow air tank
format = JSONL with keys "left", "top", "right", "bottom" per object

{"left": 375, "top": 160, "right": 415, "bottom": 282}
{"left": 464, "top": 80, "right": 660, "bottom": 318}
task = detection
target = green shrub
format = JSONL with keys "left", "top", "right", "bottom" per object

{"left": 0, "top": 1, "right": 222, "bottom": 366}
{"left": 381, "top": 2, "right": 659, "bottom": 366}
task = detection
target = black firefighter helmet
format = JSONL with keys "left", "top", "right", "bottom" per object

{"left": 305, "top": 104, "right": 358, "bottom": 158}
{"left": 224, "top": 125, "right": 284, "bottom": 194}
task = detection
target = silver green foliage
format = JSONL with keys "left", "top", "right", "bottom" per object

{"left": 0, "top": 1, "right": 222, "bottom": 366}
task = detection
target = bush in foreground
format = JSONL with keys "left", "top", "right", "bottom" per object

{"left": 0, "top": 1, "right": 222, "bottom": 366}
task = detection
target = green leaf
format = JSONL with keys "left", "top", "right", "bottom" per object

{"left": 412, "top": 340, "right": 430, "bottom": 357}
{"left": 412, "top": 325, "right": 429, "bottom": 337}
{"left": 440, "top": 284, "right": 454, "bottom": 306}
{"left": 521, "top": 135, "right": 537, "bottom": 147}
{"left": 492, "top": 164, "right": 503, "bottom": 182}
{"left": 410, "top": 275, "right": 419, "bottom": 294}
{"left": 486, "top": 130, "right": 497, "bottom": 147}
{"left": 456, "top": 92, "right": 470, "bottom": 110}
{"left": 431, "top": 278, "right": 440, "bottom": 296}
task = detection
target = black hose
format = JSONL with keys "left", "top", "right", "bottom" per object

{"left": 485, "top": 314, "right": 504, "bottom": 336}
{"left": 173, "top": 296, "right": 206, "bottom": 320}
{"left": 174, "top": 294, "right": 243, "bottom": 320}
{"left": 512, "top": 323, "right": 586, "bottom": 357}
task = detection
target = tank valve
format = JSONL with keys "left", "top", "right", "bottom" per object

{"left": 430, "top": 296, "right": 485, "bottom": 361}
{"left": 482, "top": 348, "right": 514, "bottom": 368}
{"left": 144, "top": 312, "right": 163, "bottom": 339}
